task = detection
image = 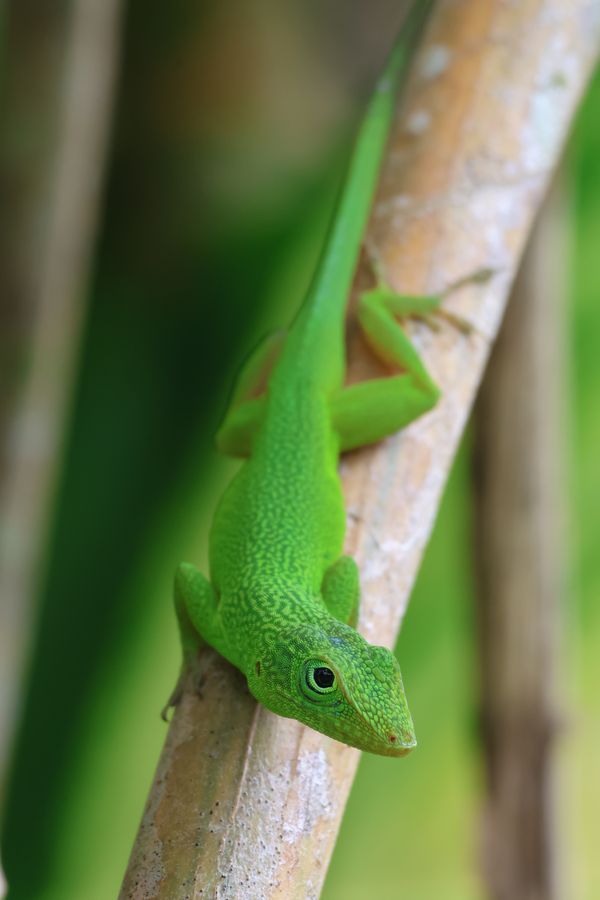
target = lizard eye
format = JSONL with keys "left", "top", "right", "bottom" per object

{"left": 313, "top": 667, "right": 335, "bottom": 689}
{"left": 301, "top": 660, "right": 338, "bottom": 701}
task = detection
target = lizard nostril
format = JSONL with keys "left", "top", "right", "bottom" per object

{"left": 389, "top": 734, "right": 397, "bottom": 743}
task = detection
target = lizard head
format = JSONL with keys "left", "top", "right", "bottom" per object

{"left": 246, "top": 620, "right": 416, "bottom": 757}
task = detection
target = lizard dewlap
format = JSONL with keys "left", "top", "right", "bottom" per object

{"left": 168, "top": 0, "right": 438, "bottom": 757}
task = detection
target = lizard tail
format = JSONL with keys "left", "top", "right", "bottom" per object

{"left": 298, "top": 0, "right": 435, "bottom": 333}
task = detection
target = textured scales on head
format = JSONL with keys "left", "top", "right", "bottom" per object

{"left": 246, "top": 616, "right": 416, "bottom": 757}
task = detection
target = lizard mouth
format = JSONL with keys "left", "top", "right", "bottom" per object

{"left": 320, "top": 721, "right": 416, "bottom": 756}
{"left": 336, "top": 679, "right": 416, "bottom": 755}
{"left": 266, "top": 685, "right": 415, "bottom": 755}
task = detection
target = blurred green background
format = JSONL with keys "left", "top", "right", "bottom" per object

{"left": 1, "top": 1, "right": 598, "bottom": 898}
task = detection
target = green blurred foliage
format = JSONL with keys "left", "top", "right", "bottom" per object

{"left": 1, "top": 1, "right": 599, "bottom": 897}
{"left": 564, "top": 62, "right": 600, "bottom": 900}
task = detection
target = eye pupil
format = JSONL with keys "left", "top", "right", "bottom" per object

{"left": 301, "top": 661, "right": 337, "bottom": 701}
{"left": 313, "top": 667, "right": 335, "bottom": 689}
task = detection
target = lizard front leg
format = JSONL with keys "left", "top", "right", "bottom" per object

{"left": 321, "top": 555, "right": 360, "bottom": 628}
{"left": 162, "top": 563, "right": 222, "bottom": 718}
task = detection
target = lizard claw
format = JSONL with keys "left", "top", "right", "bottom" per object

{"left": 410, "top": 312, "right": 442, "bottom": 333}
{"left": 433, "top": 307, "right": 473, "bottom": 335}
{"left": 161, "top": 671, "right": 186, "bottom": 722}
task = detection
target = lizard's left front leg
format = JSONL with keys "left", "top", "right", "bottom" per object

{"left": 162, "top": 563, "right": 222, "bottom": 719}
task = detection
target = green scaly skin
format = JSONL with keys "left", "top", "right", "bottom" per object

{"left": 171, "top": 1, "right": 441, "bottom": 757}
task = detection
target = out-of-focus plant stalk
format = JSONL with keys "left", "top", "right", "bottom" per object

{"left": 473, "top": 176, "right": 571, "bottom": 900}
{"left": 0, "top": 0, "right": 123, "bottom": 823}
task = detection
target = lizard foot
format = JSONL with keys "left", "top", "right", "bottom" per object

{"left": 161, "top": 671, "right": 186, "bottom": 722}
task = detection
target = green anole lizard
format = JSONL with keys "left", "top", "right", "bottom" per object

{"left": 168, "top": 0, "right": 448, "bottom": 757}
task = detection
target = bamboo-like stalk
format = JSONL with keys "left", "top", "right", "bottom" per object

{"left": 473, "top": 177, "right": 571, "bottom": 899}
{"left": 121, "top": 2, "right": 600, "bottom": 897}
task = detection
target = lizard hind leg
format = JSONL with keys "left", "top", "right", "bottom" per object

{"left": 330, "top": 285, "right": 444, "bottom": 452}
{"left": 216, "top": 330, "right": 286, "bottom": 457}
{"left": 357, "top": 284, "right": 443, "bottom": 390}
